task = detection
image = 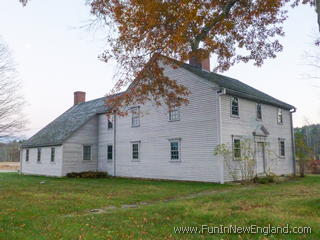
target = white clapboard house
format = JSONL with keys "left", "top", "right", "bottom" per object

{"left": 20, "top": 55, "right": 296, "bottom": 183}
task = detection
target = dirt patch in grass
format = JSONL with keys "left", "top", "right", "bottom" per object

{"left": 0, "top": 162, "right": 19, "bottom": 170}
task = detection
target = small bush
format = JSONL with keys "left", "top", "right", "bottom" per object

{"left": 254, "top": 177, "right": 268, "bottom": 184}
{"left": 266, "top": 175, "right": 275, "bottom": 183}
{"left": 253, "top": 175, "right": 275, "bottom": 184}
{"left": 66, "top": 171, "right": 109, "bottom": 178}
{"left": 66, "top": 172, "right": 79, "bottom": 178}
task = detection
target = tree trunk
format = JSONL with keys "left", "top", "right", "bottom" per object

{"left": 300, "top": 162, "right": 305, "bottom": 177}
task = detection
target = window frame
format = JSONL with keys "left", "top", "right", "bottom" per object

{"left": 107, "top": 145, "right": 113, "bottom": 161}
{"left": 37, "top": 148, "right": 41, "bottom": 163}
{"left": 231, "top": 96, "right": 239, "bottom": 117}
{"left": 256, "top": 103, "right": 262, "bottom": 120}
{"left": 25, "top": 149, "right": 29, "bottom": 162}
{"left": 131, "top": 141, "right": 140, "bottom": 161}
{"left": 131, "top": 107, "right": 140, "bottom": 127}
{"left": 50, "top": 147, "right": 55, "bottom": 162}
{"left": 277, "top": 108, "right": 283, "bottom": 124}
{"left": 279, "top": 138, "right": 285, "bottom": 157}
{"left": 168, "top": 106, "right": 180, "bottom": 122}
{"left": 83, "top": 145, "right": 92, "bottom": 161}
{"left": 107, "top": 119, "right": 113, "bottom": 129}
{"left": 169, "top": 139, "right": 181, "bottom": 162}
{"left": 232, "top": 137, "right": 241, "bottom": 160}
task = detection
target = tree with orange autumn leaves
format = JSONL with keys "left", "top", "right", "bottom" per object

{"left": 20, "top": 0, "right": 316, "bottom": 114}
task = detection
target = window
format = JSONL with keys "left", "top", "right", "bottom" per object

{"left": 26, "top": 149, "right": 29, "bottom": 162}
{"left": 169, "top": 106, "right": 180, "bottom": 121}
{"left": 279, "top": 139, "right": 285, "bottom": 157}
{"left": 37, "top": 148, "right": 41, "bottom": 162}
{"left": 83, "top": 145, "right": 91, "bottom": 160}
{"left": 107, "top": 145, "right": 113, "bottom": 161}
{"left": 233, "top": 139, "right": 241, "bottom": 159}
{"left": 231, "top": 97, "right": 239, "bottom": 116}
{"left": 131, "top": 107, "right": 140, "bottom": 127}
{"left": 170, "top": 140, "right": 180, "bottom": 161}
{"left": 107, "top": 119, "right": 113, "bottom": 129}
{"left": 256, "top": 103, "right": 262, "bottom": 120}
{"left": 50, "top": 147, "right": 55, "bottom": 162}
{"left": 277, "top": 108, "right": 283, "bottom": 124}
{"left": 132, "top": 142, "right": 140, "bottom": 161}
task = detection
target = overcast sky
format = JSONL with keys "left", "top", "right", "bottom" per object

{"left": 0, "top": 0, "right": 319, "bottom": 138}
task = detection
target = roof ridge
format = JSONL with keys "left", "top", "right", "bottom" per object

{"left": 162, "top": 55, "right": 294, "bottom": 110}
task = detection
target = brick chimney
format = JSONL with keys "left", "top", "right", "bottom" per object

{"left": 189, "top": 50, "right": 210, "bottom": 72}
{"left": 74, "top": 91, "right": 86, "bottom": 105}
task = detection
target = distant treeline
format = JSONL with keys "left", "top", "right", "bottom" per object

{"left": 0, "top": 141, "right": 21, "bottom": 162}
{"left": 295, "top": 124, "right": 320, "bottom": 160}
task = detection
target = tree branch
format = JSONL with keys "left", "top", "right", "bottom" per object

{"left": 317, "top": 0, "right": 320, "bottom": 32}
{"left": 191, "top": 0, "right": 240, "bottom": 51}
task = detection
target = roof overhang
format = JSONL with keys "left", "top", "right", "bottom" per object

{"left": 21, "top": 143, "right": 63, "bottom": 149}
{"left": 224, "top": 88, "right": 295, "bottom": 111}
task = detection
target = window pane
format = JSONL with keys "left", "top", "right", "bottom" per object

{"left": 277, "top": 109, "right": 283, "bottom": 123}
{"left": 133, "top": 144, "right": 138, "bottom": 151}
{"left": 26, "top": 149, "right": 29, "bottom": 162}
{"left": 37, "top": 148, "right": 41, "bottom": 162}
{"left": 51, "top": 148, "right": 55, "bottom": 162}
{"left": 107, "top": 145, "right": 113, "bottom": 160}
{"left": 131, "top": 107, "right": 140, "bottom": 127}
{"left": 83, "top": 146, "right": 91, "bottom": 160}
{"left": 171, "top": 151, "right": 179, "bottom": 160}
{"left": 257, "top": 104, "right": 262, "bottom": 120}
{"left": 231, "top": 97, "right": 239, "bottom": 116}
{"left": 169, "top": 107, "right": 180, "bottom": 121}
{"left": 171, "top": 142, "right": 178, "bottom": 150}
{"left": 280, "top": 140, "right": 285, "bottom": 156}
{"left": 133, "top": 152, "right": 139, "bottom": 159}
{"left": 170, "top": 141, "right": 180, "bottom": 160}
{"left": 108, "top": 120, "right": 113, "bottom": 129}
{"left": 233, "top": 139, "right": 241, "bottom": 158}
{"left": 132, "top": 143, "right": 139, "bottom": 160}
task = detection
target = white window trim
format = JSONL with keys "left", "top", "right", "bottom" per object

{"left": 168, "top": 107, "right": 180, "bottom": 122}
{"left": 131, "top": 141, "right": 141, "bottom": 162}
{"left": 107, "top": 144, "right": 113, "bottom": 161}
{"left": 131, "top": 106, "right": 140, "bottom": 127}
{"left": 169, "top": 138, "right": 181, "bottom": 162}
{"left": 82, "top": 145, "right": 92, "bottom": 161}
{"left": 278, "top": 138, "right": 286, "bottom": 158}
{"left": 230, "top": 96, "right": 240, "bottom": 118}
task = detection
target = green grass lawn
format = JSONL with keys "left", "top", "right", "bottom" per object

{"left": 0, "top": 173, "right": 319, "bottom": 240}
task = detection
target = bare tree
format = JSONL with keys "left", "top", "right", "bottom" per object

{"left": 0, "top": 38, "right": 26, "bottom": 139}
{"left": 317, "top": 0, "right": 320, "bottom": 32}
{"left": 302, "top": 35, "right": 320, "bottom": 89}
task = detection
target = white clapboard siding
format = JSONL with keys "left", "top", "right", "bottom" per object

{"left": 111, "top": 64, "right": 221, "bottom": 182}
{"left": 21, "top": 146, "right": 63, "bottom": 176}
{"left": 21, "top": 62, "right": 295, "bottom": 182}
{"left": 220, "top": 95, "right": 294, "bottom": 182}
{"left": 97, "top": 114, "right": 114, "bottom": 174}
{"left": 62, "top": 116, "right": 99, "bottom": 175}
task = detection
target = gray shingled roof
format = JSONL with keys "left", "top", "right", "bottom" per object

{"left": 181, "top": 62, "right": 295, "bottom": 110}
{"left": 21, "top": 97, "right": 108, "bottom": 148}
{"left": 23, "top": 56, "right": 294, "bottom": 148}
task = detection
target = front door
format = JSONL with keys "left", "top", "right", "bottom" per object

{"left": 256, "top": 142, "right": 266, "bottom": 174}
